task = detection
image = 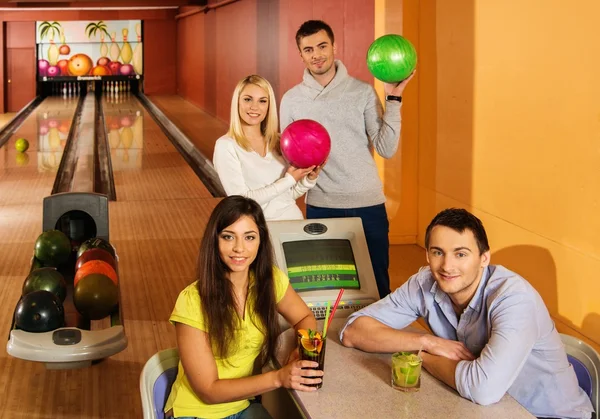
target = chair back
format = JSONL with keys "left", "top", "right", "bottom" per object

{"left": 140, "top": 348, "right": 180, "bottom": 419}
{"left": 560, "top": 334, "right": 600, "bottom": 414}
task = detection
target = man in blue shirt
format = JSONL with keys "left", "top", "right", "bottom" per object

{"left": 340, "top": 208, "right": 594, "bottom": 419}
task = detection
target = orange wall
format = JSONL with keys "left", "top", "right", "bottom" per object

{"left": 372, "top": 0, "right": 419, "bottom": 245}
{"left": 176, "top": 0, "right": 375, "bottom": 122}
{"left": 414, "top": 0, "right": 600, "bottom": 350}
{"left": 0, "top": 9, "right": 177, "bottom": 112}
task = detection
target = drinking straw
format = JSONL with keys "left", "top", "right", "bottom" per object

{"left": 324, "top": 289, "right": 344, "bottom": 338}
{"left": 322, "top": 301, "right": 332, "bottom": 338}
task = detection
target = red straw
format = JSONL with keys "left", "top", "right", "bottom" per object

{"left": 326, "top": 288, "right": 344, "bottom": 333}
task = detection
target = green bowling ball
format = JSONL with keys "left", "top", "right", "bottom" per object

{"left": 366, "top": 34, "right": 417, "bottom": 83}
{"left": 22, "top": 267, "right": 67, "bottom": 302}
{"left": 34, "top": 230, "right": 72, "bottom": 267}
{"left": 77, "top": 237, "right": 116, "bottom": 259}
{"left": 15, "top": 138, "right": 29, "bottom": 153}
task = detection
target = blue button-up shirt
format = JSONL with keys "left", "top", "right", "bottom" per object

{"left": 340, "top": 265, "right": 594, "bottom": 419}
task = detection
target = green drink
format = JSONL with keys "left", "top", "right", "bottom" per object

{"left": 391, "top": 351, "right": 422, "bottom": 392}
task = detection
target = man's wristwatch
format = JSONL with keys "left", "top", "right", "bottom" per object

{"left": 386, "top": 95, "right": 402, "bottom": 103}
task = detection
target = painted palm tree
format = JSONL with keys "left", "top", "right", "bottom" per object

{"left": 85, "top": 21, "right": 111, "bottom": 57}
{"left": 38, "top": 21, "right": 62, "bottom": 65}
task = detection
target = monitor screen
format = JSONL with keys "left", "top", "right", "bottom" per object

{"left": 268, "top": 217, "right": 380, "bottom": 322}
{"left": 283, "top": 239, "right": 360, "bottom": 292}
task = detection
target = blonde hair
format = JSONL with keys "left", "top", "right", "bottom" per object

{"left": 228, "top": 75, "right": 280, "bottom": 153}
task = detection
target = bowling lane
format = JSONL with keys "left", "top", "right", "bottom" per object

{"left": 149, "top": 95, "right": 227, "bottom": 162}
{"left": 0, "top": 96, "right": 80, "bottom": 208}
{"left": 102, "top": 92, "right": 212, "bottom": 201}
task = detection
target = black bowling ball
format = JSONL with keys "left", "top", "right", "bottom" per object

{"left": 15, "top": 290, "right": 64, "bottom": 333}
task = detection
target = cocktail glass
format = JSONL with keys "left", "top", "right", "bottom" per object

{"left": 297, "top": 329, "right": 326, "bottom": 389}
{"left": 391, "top": 351, "right": 422, "bottom": 392}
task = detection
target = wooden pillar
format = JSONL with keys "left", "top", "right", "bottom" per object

{"left": 0, "top": 21, "right": 5, "bottom": 114}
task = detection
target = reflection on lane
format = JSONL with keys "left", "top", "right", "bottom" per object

{"left": 103, "top": 92, "right": 144, "bottom": 171}
{"left": 0, "top": 96, "right": 79, "bottom": 174}
{"left": 37, "top": 107, "right": 74, "bottom": 172}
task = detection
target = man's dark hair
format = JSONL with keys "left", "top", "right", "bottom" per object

{"left": 295, "top": 20, "right": 335, "bottom": 48}
{"left": 425, "top": 208, "right": 490, "bottom": 255}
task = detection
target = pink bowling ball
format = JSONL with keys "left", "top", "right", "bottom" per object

{"left": 280, "top": 119, "right": 331, "bottom": 169}
{"left": 119, "top": 64, "right": 135, "bottom": 76}
{"left": 47, "top": 65, "right": 61, "bottom": 77}
{"left": 38, "top": 59, "right": 50, "bottom": 77}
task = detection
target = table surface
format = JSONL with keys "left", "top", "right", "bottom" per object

{"left": 275, "top": 318, "right": 535, "bottom": 419}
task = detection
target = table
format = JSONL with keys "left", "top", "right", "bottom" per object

{"left": 275, "top": 319, "right": 535, "bottom": 419}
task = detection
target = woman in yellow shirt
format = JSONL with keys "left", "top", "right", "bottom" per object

{"left": 165, "top": 195, "right": 322, "bottom": 419}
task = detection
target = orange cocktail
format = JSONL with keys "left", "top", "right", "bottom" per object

{"left": 297, "top": 329, "right": 326, "bottom": 389}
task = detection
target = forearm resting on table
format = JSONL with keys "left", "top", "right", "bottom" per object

{"left": 190, "top": 370, "right": 281, "bottom": 405}
{"left": 341, "top": 316, "right": 427, "bottom": 352}
{"left": 420, "top": 352, "right": 458, "bottom": 391}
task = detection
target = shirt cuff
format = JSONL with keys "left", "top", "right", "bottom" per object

{"left": 300, "top": 176, "right": 318, "bottom": 188}
{"left": 280, "top": 173, "right": 298, "bottom": 189}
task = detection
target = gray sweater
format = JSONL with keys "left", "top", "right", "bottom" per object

{"left": 280, "top": 60, "right": 402, "bottom": 209}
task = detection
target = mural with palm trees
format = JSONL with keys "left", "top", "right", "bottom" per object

{"left": 38, "top": 21, "right": 63, "bottom": 66}
{"left": 36, "top": 20, "right": 143, "bottom": 79}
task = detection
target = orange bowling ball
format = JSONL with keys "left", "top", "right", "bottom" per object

{"left": 75, "top": 248, "right": 116, "bottom": 272}
{"left": 74, "top": 259, "right": 118, "bottom": 287}
{"left": 91, "top": 65, "right": 111, "bottom": 76}
{"left": 68, "top": 54, "right": 93, "bottom": 77}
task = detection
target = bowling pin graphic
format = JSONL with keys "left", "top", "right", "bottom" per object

{"left": 47, "top": 31, "right": 59, "bottom": 66}
{"left": 120, "top": 28, "right": 133, "bottom": 64}
{"left": 132, "top": 23, "right": 143, "bottom": 75}
{"left": 100, "top": 32, "right": 109, "bottom": 58}
{"left": 109, "top": 31, "right": 121, "bottom": 62}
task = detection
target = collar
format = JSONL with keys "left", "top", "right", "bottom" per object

{"left": 429, "top": 266, "right": 490, "bottom": 313}
{"left": 302, "top": 60, "right": 348, "bottom": 96}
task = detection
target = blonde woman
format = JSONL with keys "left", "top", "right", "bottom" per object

{"left": 213, "top": 75, "right": 321, "bottom": 221}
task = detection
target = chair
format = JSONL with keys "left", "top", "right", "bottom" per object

{"left": 560, "top": 333, "right": 600, "bottom": 415}
{"left": 140, "top": 348, "right": 180, "bottom": 419}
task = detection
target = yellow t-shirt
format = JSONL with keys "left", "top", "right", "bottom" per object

{"left": 164, "top": 266, "right": 290, "bottom": 418}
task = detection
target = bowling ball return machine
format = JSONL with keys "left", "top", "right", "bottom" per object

{"left": 6, "top": 192, "right": 127, "bottom": 369}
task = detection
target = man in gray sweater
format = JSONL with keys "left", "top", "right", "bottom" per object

{"left": 280, "top": 20, "right": 414, "bottom": 298}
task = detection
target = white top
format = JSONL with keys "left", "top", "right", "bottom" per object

{"left": 213, "top": 135, "right": 317, "bottom": 221}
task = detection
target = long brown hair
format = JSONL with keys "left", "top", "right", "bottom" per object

{"left": 196, "top": 196, "right": 280, "bottom": 367}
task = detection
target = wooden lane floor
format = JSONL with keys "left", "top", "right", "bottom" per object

{"left": 0, "top": 96, "right": 83, "bottom": 417}
{"left": 0, "top": 93, "right": 220, "bottom": 417}
{"left": 0, "top": 96, "right": 79, "bottom": 207}
{"left": 103, "top": 93, "right": 213, "bottom": 202}
{"left": 147, "top": 95, "right": 227, "bottom": 162}
{"left": 0, "top": 197, "right": 219, "bottom": 418}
